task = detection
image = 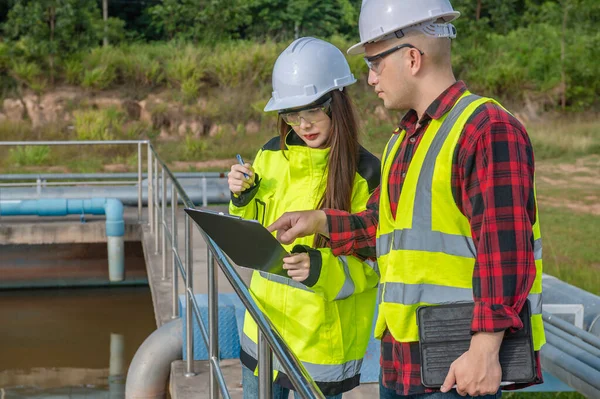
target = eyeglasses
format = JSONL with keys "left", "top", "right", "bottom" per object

{"left": 364, "top": 43, "right": 424, "bottom": 75}
{"left": 280, "top": 98, "right": 332, "bottom": 126}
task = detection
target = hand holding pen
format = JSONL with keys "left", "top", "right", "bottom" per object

{"left": 228, "top": 154, "right": 255, "bottom": 195}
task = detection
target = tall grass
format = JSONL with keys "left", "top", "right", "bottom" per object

{"left": 8, "top": 145, "right": 51, "bottom": 166}
{"left": 73, "top": 107, "right": 125, "bottom": 140}
{"left": 528, "top": 119, "right": 600, "bottom": 161}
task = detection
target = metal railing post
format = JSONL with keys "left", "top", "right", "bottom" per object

{"left": 171, "top": 184, "right": 178, "bottom": 319}
{"left": 258, "top": 330, "right": 273, "bottom": 399}
{"left": 137, "top": 142, "right": 142, "bottom": 221}
{"left": 148, "top": 144, "right": 153, "bottom": 231}
{"left": 208, "top": 248, "right": 219, "bottom": 398}
{"left": 185, "top": 215, "right": 195, "bottom": 377}
{"left": 202, "top": 176, "right": 208, "bottom": 208}
{"left": 161, "top": 169, "right": 167, "bottom": 280}
{"left": 154, "top": 155, "right": 159, "bottom": 253}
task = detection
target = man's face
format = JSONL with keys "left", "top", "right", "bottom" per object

{"left": 364, "top": 39, "right": 416, "bottom": 111}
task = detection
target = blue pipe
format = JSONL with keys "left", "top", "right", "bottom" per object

{"left": 0, "top": 198, "right": 126, "bottom": 281}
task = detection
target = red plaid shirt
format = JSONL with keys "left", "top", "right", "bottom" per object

{"left": 325, "top": 81, "right": 543, "bottom": 395}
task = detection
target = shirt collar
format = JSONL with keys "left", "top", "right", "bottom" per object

{"left": 397, "top": 80, "right": 468, "bottom": 133}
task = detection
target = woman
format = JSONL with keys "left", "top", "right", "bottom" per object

{"left": 228, "top": 37, "right": 380, "bottom": 398}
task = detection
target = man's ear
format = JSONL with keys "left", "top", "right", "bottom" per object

{"left": 409, "top": 48, "right": 423, "bottom": 76}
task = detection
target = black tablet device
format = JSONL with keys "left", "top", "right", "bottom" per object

{"left": 416, "top": 299, "right": 536, "bottom": 388}
{"left": 184, "top": 208, "right": 290, "bottom": 277}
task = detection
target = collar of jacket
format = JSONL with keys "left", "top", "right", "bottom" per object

{"left": 284, "top": 131, "right": 330, "bottom": 182}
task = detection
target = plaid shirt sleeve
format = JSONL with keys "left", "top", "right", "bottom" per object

{"left": 457, "top": 104, "right": 538, "bottom": 333}
{"left": 323, "top": 185, "right": 380, "bottom": 260}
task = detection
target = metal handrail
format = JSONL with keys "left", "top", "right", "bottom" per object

{"left": 0, "top": 172, "right": 226, "bottom": 181}
{"left": 147, "top": 143, "right": 324, "bottom": 399}
{"left": 0, "top": 140, "right": 150, "bottom": 222}
{"left": 0, "top": 139, "right": 323, "bottom": 397}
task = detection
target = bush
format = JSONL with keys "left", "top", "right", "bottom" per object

{"left": 73, "top": 107, "right": 125, "bottom": 140}
{"left": 184, "top": 135, "right": 207, "bottom": 159}
{"left": 63, "top": 58, "right": 84, "bottom": 85}
{"left": 204, "top": 40, "right": 282, "bottom": 88}
{"left": 82, "top": 66, "right": 116, "bottom": 89}
{"left": 10, "top": 61, "right": 46, "bottom": 91}
{"left": 9, "top": 145, "right": 51, "bottom": 166}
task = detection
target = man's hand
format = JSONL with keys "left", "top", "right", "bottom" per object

{"left": 441, "top": 331, "right": 503, "bottom": 396}
{"left": 267, "top": 210, "right": 328, "bottom": 244}
{"left": 282, "top": 253, "right": 310, "bottom": 282}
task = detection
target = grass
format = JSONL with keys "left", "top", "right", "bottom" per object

{"left": 539, "top": 207, "right": 600, "bottom": 295}
{"left": 8, "top": 145, "right": 51, "bottom": 166}
{"left": 528, "top": 118, "right": 600, "bottom": 162}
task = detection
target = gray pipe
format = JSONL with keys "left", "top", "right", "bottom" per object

{"left": 542, "top": 274, "right": 600, "bottom": 335}
{"left": 0, "top": 180, "right": 231, "bottom": 206}
{"left": 541, "top": 343, "right": 600, "bottom": 398}
{"left": 0, "top": 172, "right": 227, "bottom": 181}
{"left": 543, "top": 311, "right": 600, "bottom": 349}
{"left": 544, "top": 323, "right": 600, "bottom": 358}
{"left": 126, "top": 319, "right": 182, "bottom": 399}
{"left": 545, "top": 328, "right": 600, "bottom": 370}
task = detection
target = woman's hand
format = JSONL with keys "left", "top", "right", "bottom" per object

{"left": 228, "top": 163, "right": 255, "bottom": 195}
{"left": 283, "top": 253, "right": 310, "bottom": 282}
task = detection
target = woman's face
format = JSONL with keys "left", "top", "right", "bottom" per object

{"left": 280, "top": 100, "right": 332, "bottom": 149}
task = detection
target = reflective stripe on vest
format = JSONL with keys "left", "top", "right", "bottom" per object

{"left": 259, "top": 271, "right": 314, "bottom": 293}
{"left": 241, "top": 332, "right": 363, "bottom": 383}
{"left": 377, "top": 231, "right": 542, "bottom": 260}
{"left": 378, "top": 281, "right": 543, "bottom": 315}
{"left": 335, "top": 256, "right": 356, "bottom": 300}
{"left": 260, "top": 255, "right": 364, "bottom": 300}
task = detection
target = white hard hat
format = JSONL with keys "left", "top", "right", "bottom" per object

{"left": 348, "top": 0, "right": 461, "bottom": 55}
{"left": 264, "top": 37, "right": 357, "bottom": 112}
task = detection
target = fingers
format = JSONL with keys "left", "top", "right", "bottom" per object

{"left": 440, "top": 364, "right": 456, "bottom": 393}
{"left": 231, "top": 163, "right": 254, "bottom": 178}
{"left": 282, "top": 253, "right": 308, "bottom": 268}
{"left": 285, "top": 268, "right": 308, "bottom": 282}
{"left": 268, "top": 212, "right": 316, "bottom": 244}
{"left": 267, "top": 214, "right": 291, "bottom": 233}
{"left": 279, "top": 224, "right": 306, "bottom": 245}
{"left": 228, "top": 164, "right": 255, "bottom": 194}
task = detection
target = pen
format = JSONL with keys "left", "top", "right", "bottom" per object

{"left": 236, "top": 154, "right": 249, "bottom": 179}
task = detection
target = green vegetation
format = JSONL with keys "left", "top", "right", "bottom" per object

{"left": 73, "top": 107, "right": 125, "bottom": 140}
{"left": 8, "top": 145, "right": 50, "bottom": 166}
{"left": 0, "top": 0, "right": 599, "bottom": 110}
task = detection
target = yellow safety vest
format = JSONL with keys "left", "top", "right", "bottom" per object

{"left": 375, "top": 93, "right": 545, "bottom": 351}
{"left": 230, "top": 132, "right": 381, "bottom": 395}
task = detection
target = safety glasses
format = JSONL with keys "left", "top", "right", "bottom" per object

{"left": 364, "top": 43, "right": 424, "bottom": 75}
{"left": 280, "top": 98, "right": 332, "bottom": 126}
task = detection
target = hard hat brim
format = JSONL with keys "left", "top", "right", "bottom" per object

{"left": 347, "top": 11, "right": 461, "bottom": 55}
{"left": 263, "top": 79, "right": 357, "bottom": 112}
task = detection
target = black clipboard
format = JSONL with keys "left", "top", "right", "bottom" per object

{"left": 416, "top": 300, "right": 536, "bottom": 388}
{"left": 184, "top": 208, "right": 290, "bottom": 277}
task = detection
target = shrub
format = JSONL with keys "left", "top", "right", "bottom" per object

{"left": 9, "top": 145, "right": 51, "bottom": 166}
{"left": 73, "top": 107, "right": 125, "bottom": 140}
{"left": 82, "top": 66, "right": 116, "bottom": 89}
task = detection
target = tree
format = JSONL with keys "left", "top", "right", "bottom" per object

{"left": 2, "top": 0, "right": 124, "bottom": 84}
{"left": 243, "top": 0, "right": 357, "bottom": 41}
{"left": 148, "top": 0, "right": 252, "bottom": 42}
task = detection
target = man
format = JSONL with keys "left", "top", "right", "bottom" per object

{"left": 269, "top": 0, "right": 545, "bottom": 398}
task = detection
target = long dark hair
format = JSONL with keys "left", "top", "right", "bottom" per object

{"left": 277, "top": 89, "right": 359, "bottom": 248}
